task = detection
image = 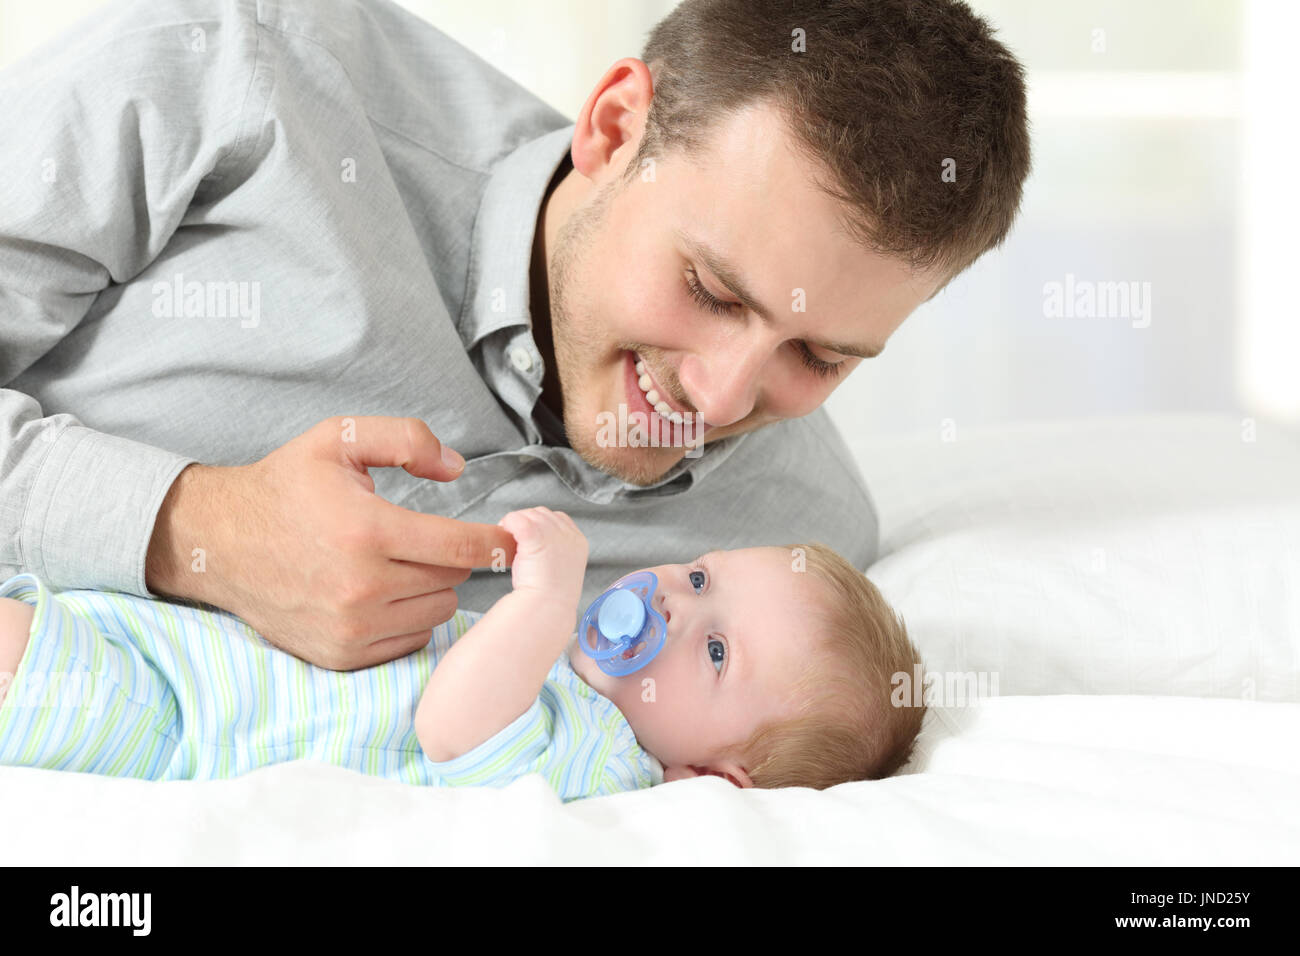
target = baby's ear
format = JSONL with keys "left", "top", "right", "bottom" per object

{"left": 662, "top": 764, "right": 754, "bottom": 788}
{"left": 715, "top": 762, "right": 755, "bottom": 789}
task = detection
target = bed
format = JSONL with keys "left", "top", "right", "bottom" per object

{"left": 3, "top": 413, "right": 1297, "bottom": 864}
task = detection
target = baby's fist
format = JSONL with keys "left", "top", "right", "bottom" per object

{"left": 496, "top": 507, "right": 588, "bottom": 610}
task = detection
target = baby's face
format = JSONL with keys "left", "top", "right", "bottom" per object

{"left": 567, "top": 545, "right": 829, "bottom": 788}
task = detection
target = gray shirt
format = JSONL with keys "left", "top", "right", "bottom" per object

{"left": 0, "top": 0, "right": 879, "bottom": 614}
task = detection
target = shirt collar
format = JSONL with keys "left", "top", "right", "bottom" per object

{"left": 458, "top": 123, "right": 575, "bottom": 350}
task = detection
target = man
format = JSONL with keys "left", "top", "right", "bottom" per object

{"left": 0, "top": 0, "right": 1030, "bottom": 669}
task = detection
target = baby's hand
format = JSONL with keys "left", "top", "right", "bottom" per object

{"left": 497, "top": 507, "right": 588, "bottom": 613}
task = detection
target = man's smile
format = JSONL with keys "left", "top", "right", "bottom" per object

{"left": 619, "top": 349, "right": 715, "bottom": 439}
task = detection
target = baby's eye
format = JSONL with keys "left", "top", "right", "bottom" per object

{"left": 707, "top": 637, "right": 726, "bottom": 675}
{"left": 689, "top": 568, "right": 706, "bottom": 593}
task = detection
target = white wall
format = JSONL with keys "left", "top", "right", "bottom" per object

{"left": 3, "top": 0, "right": 1287, "bottom": 448}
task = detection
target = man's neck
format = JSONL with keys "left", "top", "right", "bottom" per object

{"left": 529, "top": 153, "right": 574, "bottom": 423}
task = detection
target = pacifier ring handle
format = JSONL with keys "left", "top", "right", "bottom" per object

{"left": 597, "top": 588, "right": 646, "bottom": 644}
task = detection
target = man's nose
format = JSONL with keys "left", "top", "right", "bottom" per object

{"left": 679, "top": 335, "right": 772, "bottom": 427}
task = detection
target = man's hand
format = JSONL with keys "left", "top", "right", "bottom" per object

{"left": 146, "top": 416, "right": 516, "bottom": 670}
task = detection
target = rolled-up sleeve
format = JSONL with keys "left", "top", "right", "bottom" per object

{"left": 0, "top": 0, "right": 264, "bottom": 594}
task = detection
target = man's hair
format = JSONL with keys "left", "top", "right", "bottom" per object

{"left": 625, "top": 0, "right": 1032, "bottom": 296}
{"left": 727, "top": 542, "right": 925, "bottom": 790}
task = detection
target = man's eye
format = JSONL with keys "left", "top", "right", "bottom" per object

{"left": 795, "top": 341, "right": 847, "bottom": 380}
{"left": 689, "top": 569, "right": 706, "bottom": 593}
{"left": 707, "top": 638, "right": 726, "bottom": 674}
{"left": 684, "top": 268, "right": 738, "bottom": 317}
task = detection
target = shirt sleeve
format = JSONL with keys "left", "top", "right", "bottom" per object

{"left": 422, "top": 677, "right": 658, "bottom": 801}
{"left": 0, "top": 0, "right": 263, "bottom": 594}
{"left": 422, "top": 697, "right": 552, "bottom": 787}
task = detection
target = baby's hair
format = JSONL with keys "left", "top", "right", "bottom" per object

{"left": 726, "top": 542, "right": 926, "bottom": 790}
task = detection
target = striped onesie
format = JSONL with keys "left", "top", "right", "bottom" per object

{"left": 0, "top": 573, "right": 663, "bottom": 801}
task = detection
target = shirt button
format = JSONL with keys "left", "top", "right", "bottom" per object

{"left": 509, "top": 347, "right": 534, "bottom": 373}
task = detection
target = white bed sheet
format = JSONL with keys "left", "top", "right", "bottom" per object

{"left": 2, "top": 693, "right": 1294, "bottom": 865}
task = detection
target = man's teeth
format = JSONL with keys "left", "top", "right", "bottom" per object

{"left": 634, "top": 357, "right": 684, "bottom": 424}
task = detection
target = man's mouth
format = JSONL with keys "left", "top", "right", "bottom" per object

{"left": 622, "top": 350, "right": 713, "bottom": 438}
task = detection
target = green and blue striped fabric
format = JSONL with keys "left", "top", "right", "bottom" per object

{"left": 0, "top": 573, "right": 662, "bottom": 802}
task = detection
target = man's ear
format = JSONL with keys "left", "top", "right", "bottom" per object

{"left": 662, "top": 763, "right": 755, "bottom": 789}
{"left": 570, "top": 57, "right": 654, "bottom": 182}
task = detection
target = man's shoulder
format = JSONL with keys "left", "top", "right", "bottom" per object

{"left": 254, "top": 0, "right": 571, "bottom": 171}
{"left": 41, "top": 0, "right": 568, "bottom": 170}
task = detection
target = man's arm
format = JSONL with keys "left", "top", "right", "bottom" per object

{"left": 1, "top": 3, "right": 519, "bottom": 670}
{"left": 0, "top": 0, "right": 256, "bottom": 595}
{"left": 416, "top": 507, "right": 586, "bottom": 762}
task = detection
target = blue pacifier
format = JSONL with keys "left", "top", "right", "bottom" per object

{"left": 576, "top": 571, "right": 668, "bottom": 676}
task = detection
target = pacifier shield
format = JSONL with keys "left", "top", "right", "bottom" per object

{"left": 577, "top": 571, "right": 668, "bottom": 676}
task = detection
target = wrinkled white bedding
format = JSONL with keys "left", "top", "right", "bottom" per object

{"left": 3, "top": 413, "right": 1297, "bottom": 864}
{"left": 2, "top": 692, "right": 1295, "bottom": 864}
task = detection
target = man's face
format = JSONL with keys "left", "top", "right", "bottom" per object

{"left": 545, "top": 101, "right": 941, "bottom": 486}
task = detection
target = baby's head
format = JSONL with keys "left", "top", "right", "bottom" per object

{"left": 569, "top": 543, "right": 926, "bottom": 790}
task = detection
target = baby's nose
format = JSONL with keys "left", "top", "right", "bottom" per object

{"left": 655, "top": 591, "right": 672, "bottom": 625}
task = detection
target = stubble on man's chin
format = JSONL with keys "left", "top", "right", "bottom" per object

{"left": 562, "top": 397, "right": 689, "bottom": 486}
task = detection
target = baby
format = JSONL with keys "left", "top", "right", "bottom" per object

{"left": 0, "top": 507, "right": 925, "bottom": 801}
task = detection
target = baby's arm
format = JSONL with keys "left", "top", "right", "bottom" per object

{"left": 0, "top": 597, "right": 34, "bottom": 706}
{"left": 415, "top": 507, "right": 587, "bottom": 763}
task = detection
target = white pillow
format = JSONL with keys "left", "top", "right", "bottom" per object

{"left": 857, "top": 414, "right": 1300, "bottom": 701}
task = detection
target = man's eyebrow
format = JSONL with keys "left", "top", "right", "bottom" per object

{"left": 673, "top": 227, "right": 884, "bottom": 360}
